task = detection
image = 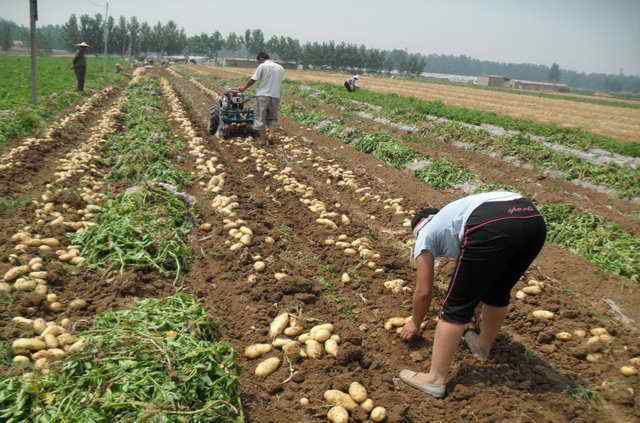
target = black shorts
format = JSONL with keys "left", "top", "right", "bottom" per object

{"left": 440, "top": 198, "right": 547, "bottom": 324}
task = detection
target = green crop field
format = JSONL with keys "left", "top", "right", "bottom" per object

{"left": 0, "top": 55, "right": 124, "bottom": 148}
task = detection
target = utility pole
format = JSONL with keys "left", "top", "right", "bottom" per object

{"left": 103, "top": 1, "right": 109, "bottom": 56}
{"left": 29, "top": 0, "right": 38, "bottom": 104}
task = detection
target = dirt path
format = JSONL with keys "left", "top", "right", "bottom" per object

{"left": 164, "top": 70, "right": 639, "bottom": 423}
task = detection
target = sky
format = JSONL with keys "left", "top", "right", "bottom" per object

{"left": 2, "top": 0, "right": 639, "bottom": 76}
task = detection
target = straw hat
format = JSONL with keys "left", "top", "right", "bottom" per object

{"left": 76, "top": 42, "right": 90, "bottom": 48}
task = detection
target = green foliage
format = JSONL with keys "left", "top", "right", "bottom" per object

{"left": 353, "top": 132, "right": 394, "bottom": 154}
{"left": 0, "top": 294, "right": 243, "bottom": 423}
{"left": 415, "top": 159, "right": 474, "bottom": 189}
{"left": 71, "top": 183, "right": 193, "bottom": 279}
{"left": 373, "top": 141, "right": 420, "bottom": 168}
{"left": 0, "top": 195, "right": 31, "bottom": 217}
{"left": 541, "top": 204, "right": 640, "bottom": 281}
{"left": 311, "top": 82, "right": 640, "bottom": 158}
{"left": 0, "top": 56, "right": 123, "bottom": 149}
{"left": 105, "top": 78, "right": 191, "bottom": 188}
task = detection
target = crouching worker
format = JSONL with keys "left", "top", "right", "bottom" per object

{"left": 399, "top": 191, "right": 547, "bottom": 398}
{"left": 344, "top": 74, "right": 360, "bottom": 92}
{"left": 239, "top": 52, "right": 285, "bottom": 146}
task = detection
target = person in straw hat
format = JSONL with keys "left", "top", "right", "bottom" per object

{"left": 72, "top": 42, "right": 90, "bottom": 92}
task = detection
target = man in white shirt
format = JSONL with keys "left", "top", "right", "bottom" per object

{"left": 344, "top": 74, "right": 360, "bottom": 92}
{"left": 239, "top": 52, "right": 285, "bottom": 145}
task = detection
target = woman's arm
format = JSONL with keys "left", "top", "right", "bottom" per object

{"left": 401, "top": 252, "right": 435, "bottom": 340}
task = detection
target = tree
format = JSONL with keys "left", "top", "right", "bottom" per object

{"left": 62, "top": 14, "right": 80, "bottom": 50}
{"left": 139, "top": 22, "right": 152, "bottom": 55}
{"left": 0, "top": 20, "right": 12, "bottom": 52}
{"left": 549, "top": 63, "right": 561, "bottom": 82}
{"left": 128, "top": 16, "right": 140, "bottom": 56}
{"left": 210, "top": 30, "right": 224, "bottom": 58}
{"left": 117, "top": 16, "right": 128, "bottom": 55}
{"left": 225, "top": 32, "right": 242, "bottom": 52}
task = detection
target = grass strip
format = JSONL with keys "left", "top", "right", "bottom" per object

{"left": 0, "top": 294, "right": 243, "bottom": 423}
{"left": 415, "top": 159, "right": 475, "bottom": 189}
{"left": 288, "top": 81, "right": 640, "bottom": 158}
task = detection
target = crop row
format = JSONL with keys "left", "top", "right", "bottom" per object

{"left": 0, "top": 73, "right": 242, "bottom": 422}
{"left": 287, "top": 82, "right": 640, "bottom": 200}
{"left": 281, "top": 99, "right": 640, "bottom": 281}
{"left": 289, "top": 81, "right": 640, "bottom": 158}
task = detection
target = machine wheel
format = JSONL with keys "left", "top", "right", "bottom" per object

{"left": 208, "top": 110, "right": 220, "bottom": 135}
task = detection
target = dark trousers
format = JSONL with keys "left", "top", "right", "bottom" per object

{"left": 74, "top": 66, "right": 86, "bottom": 91}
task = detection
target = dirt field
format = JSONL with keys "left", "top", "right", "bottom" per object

{"left": 1, "top": 66, "right": 638, "bottom": 422}
{"left": 212, "top": 66, "right": 640, "bottom": 143}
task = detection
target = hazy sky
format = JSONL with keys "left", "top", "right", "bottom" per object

{"left": 2, "top": 0, "right": 639, "bottom": 76}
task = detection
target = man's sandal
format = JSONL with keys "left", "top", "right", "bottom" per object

{"left": 398, "top": 370, "right": 446, "bottom": 398}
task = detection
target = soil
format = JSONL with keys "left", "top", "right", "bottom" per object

{"left": 161, "top": 69, "right": 639, "bottom": 423}
{"left": 1, "top": 67, "right": 638, "bottom": 423}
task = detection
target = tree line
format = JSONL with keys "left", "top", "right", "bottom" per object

{"left": 2, "top": 15, "right": 639, "bottom": 93}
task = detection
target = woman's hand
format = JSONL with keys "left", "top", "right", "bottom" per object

{"left": 401, "top": 318, "right": 419, "bottom": 341}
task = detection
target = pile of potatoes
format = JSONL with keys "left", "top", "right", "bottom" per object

{"left": 246, "top": 313, "right": 342, "bottom": 378}
{"left": 220, "top": 219, "right": 254, "bottom": 251}
{"left": 324, "top": 383, "right": 386, "bottom": 423}
{"left": 11, "top": 316, "right": 85, "bottom": 373}
{"left": 515, "top": 279, "right": 545, "bottom": 300}
{"left": 620, "top": 357, "right": 640, "bottom": 377}
{"left": 384, "top": 278, "right": 410, "bottom": 294}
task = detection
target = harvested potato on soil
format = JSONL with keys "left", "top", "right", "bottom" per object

{"left": 341, "top": 273, "right": 350, "bottom": 283}
{"left": 620, "top": 366, "right": 638, "bottom": 376}
{"left": 299, "top": 397, "right": 309, "bottom": 406}
{"left": 284, "top": 325, "right": 304, "bottom": 337}
{"left": 522, "top": 285, "right": 541, "bottom": 295}
{"left": 283, "top": 341, "right": 301, "bottom": 360}
{"left": 348, "top": 382, "right": 367, "bottom": 403}
{"left": 244, "top": 343, "right": 272, "bottom": 359}
{"left": 269, "top": 313, "right": 290, "bottom": 338}
{"left": 255, "top": 357, "right": 281, "bottom": 377}
{"left": 254, "top": 261, "right": 266, "bottom": 272}
{"left": 310, "top": 323, "right": 334, "bottom": 334}
{"left": 573, "top": 329, "right": 586, "bottom": 338}
{"left": 531, "top": 310, "right": 554, "bottom": 320}
{"left": 311, "top": 328, "right": 332, "bottom": 342}
{"left": 361, "top": 398, "right": 375, "bottom": 413}
{"left": 327, "top": 406, "right": 349, "bottom": 423}
{"left": 69, "top": 298, "right": 87, "bottom": 310}
{"left": 324, "top": 389, "right": 358, "bottom": 411}
{"left": 272, "top": 337, "right": 295, "bottom": 348}
{"left": 12, "top": 355, "right": 30, "bottom": 367}
{"left": 555, "top": 332, "right": 572, "bottom": 341}
{"left": 590, "top": 328, "right": 608, "bottom": 336}
{"left": 305, "top": 339, "right": 323, "bottom": 359}
{"left": 370, "top": 406, "right": 387, "bottom": 422}
{"left": 384, "top": 317, "right": 407, "bottom": 330}
{"left": 13, "top": 338, "right": 46, "bottom": 352}
{"left": 324, "top": 339, "right": 338, "bottom": 357}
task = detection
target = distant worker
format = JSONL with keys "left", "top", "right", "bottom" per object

{"left": 399, "top": 191, "right": 547, "bottom": 398}
{"left": 239, "top": 52, "right": 285, "bottom": 146}
{"left": 72, "top": 42, "right": 90, "bottom": 92}
{"left": 344, "top": 74, "right": 360, "bottom": 92}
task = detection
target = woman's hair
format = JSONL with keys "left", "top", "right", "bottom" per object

{"left": 256, "top": 52, "right": 270, "bottom": 61}
{"left": 411, "top": 208, "right": 440, "bottom": 230}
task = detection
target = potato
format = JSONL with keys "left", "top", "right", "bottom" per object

{"left": 573, "top": 329, "right": 586, "bottom": 338}
{"left": 57, "top": 333, "right": 76, "bottom": 346}
{"left": 522, "top": 285, "right": 541, "bottom": 295}
{"left": 274, "top": 273, "right": 287, "bottom": 281}
{"left": 324, "top": 238, "right": 335, "bottom": 245}
{"left": 344, "top": 248, "right": 356, "bottom": 256}
{"left": 310, "top": 323, "right": 334, "bottom": 334}
{"left": 341, "top": 215, "right": 350, "bottom": 225}
{"left": 264, "top": 236, "right": 275, "bottom": 244}
{"left": 13, "top": 338, "right": 46, "bottom": 352}
{"left": 44, "top": 334, "right": 59, "bottom": 349}
{"left": 316, "top": 218, "right": 338, "bottom": 230}
{"left": 324, "top": 390, "right": 358, "bottom": 411}
{"left": 361, "top": 398, "right": 375, "bottom": 413}
{"left": 47, "top": 348, "right": 66, "bottom": 360}
{"left": 69, "top": 299, "right": 87, "bottom": 310}
{"left": 49, "top": 302, "right": 64, "bottom": 312}
{"left": 12, "top": 355, "right": 31, "bottom": 368}
{"left": 599, "top": 334, "right": 613, "bottom": 343}
{"left": 620, "top": 366, "right": 638, "bottom": 376}
{"left": 46, "top": 293, "right": 58, "bottom": 303}
{"left": 586, "top": 353, "right": 602, "bottom": 362}
{"left": 255, "top": 357, "right": 281, "bottom": 377}
{"left": 298, "top": 333, "right": 310, "bottom": 343}
{"left": 327, "top": 406, "right": 349, "bottom": 423}
{"left": 590, "top": 328, "right": 608, "bottom": 336}
{"left": 35, "top": 357, "right": 49, "bottom": 370}
{"left": 384, "top": 317, "right": 407, "bottom": 330}
{"left": 29, "top": 271, "right": 48, "bottom": 280}
{"left": 272, "top": 337, "right": 295, "bottom": 348}
{"left": 324, "top": 339, "right": 338, "bottom": 357}
{"left": 311, "top": 328, "right": 332, "bottom": 342}
{"left": 284, "top": 325, "right": 304, "bottom": 337}
{"left": 269, "top": 313, "right": 290, "bottom": 338}
{"left": 14, "top": 279, "right": 36, "bottom": 291}
{"left": 199, "top": 223, "right": 212, "bottom": 231}
{"left": 555, "top": 332, "right": 572, "bottom": 341}
{"left": 240, "top": 234, "right": 253, "bottom": 246}
{"left": 348, "top": 382, "right": 368, "bottom": 403}
{"left": 42, "top": 325, "right": 64, "bottom": 337}
{"left": 68, "top": 339, "right": 86, "bottom": 353}
{"left": 70, "top": 257, "right": 85, "bottom": 265}
{"left": 0, "top": 282, "right": 11, "bottom": 293}
{"left": 531, "top": 310, "right": 554, "bottom": 320}
{"left": 230, "top": 243, "right": 243, "bottom": 251}
{"left": 34, "top": 285, "right": 48, "bottom": 296}
{"left": 32, "top": 319, "right": 47, "bottom": 334}
{"left": 330, "top": 334, "right": 341, "bottom": 344}
{"left": 629, "top": 357, "right": 640, "bottom": 366}
{"left": 299, "top": 397, "right": 309, "bottom": 406}
{"left": 254, "top": 261, "right": 266, "bottom": 272}
{"left": 305, "top": 339, "right": 323, "bottom": 359}
{"left": 341, "top": 273, "right": 350, "bottom": 283}
{"left": 60, "top": 318, "right": 71, "bottom": 329}
{"left": 370, "top": 406, "right": 387, "bottom": 422}
{"left": 40, "top": 238, "right": 60, "bottom": 247}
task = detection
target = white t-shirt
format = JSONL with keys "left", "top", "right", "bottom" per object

{"left": 251, "top": 60, "right": 285, "bottom": 98}
{"left": 413, "top": 191, "right": 522, "bottom": 259}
